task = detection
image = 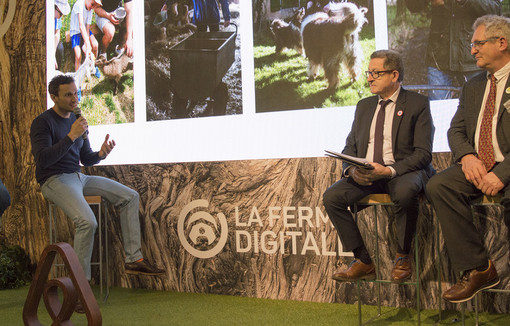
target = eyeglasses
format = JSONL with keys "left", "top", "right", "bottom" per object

{"left": 365, "top": 70, "right": 394, "bottom": 79}
{"left": 470, "top": 37, "right": 501, "bottom": 49}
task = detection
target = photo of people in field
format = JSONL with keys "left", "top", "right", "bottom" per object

{"left": 51, "top": 0, "right": 134, "bottom": 125}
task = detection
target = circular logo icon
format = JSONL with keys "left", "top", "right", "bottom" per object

{"left": 177, "top": 199, "right": 228, "bottom": 258}
{"left": 0, "top": 0, "right": 16, "bottom": 39}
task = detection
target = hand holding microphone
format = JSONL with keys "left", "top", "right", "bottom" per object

{"left": 69, "top": 107, "right": 89, "bottom": 141}
{"left": 74, "top": 106, "right": 89, "bottom": 140}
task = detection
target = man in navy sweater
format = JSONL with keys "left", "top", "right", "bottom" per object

{"left": 30, "top": 75, "right": 164, "bottom": 284}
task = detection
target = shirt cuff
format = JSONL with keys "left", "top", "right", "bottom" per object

{"left": 343, "top": 165, "right": 355, "bottom": 177}
{"left": 388, "top": 166, "right": 397, "bottom": 178}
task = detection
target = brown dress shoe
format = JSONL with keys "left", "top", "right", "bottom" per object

{"left": 332, "top": 259, "right": 376, "bottom": 282}
{"left": 391, "top": 253, "right": 412, "bottom": 282}
{"left": 442, "top": 260, "right": 500, "bottom": 303}
{"left": 125, "top": 259, "right": 165, "bottom": 276}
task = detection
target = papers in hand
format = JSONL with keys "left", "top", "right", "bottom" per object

{"left": 324, "top": 150, "right": 374, "bottom": 170}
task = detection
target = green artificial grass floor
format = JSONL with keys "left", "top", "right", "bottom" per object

{"left": 2, "top": 285, "right": 510, "bottom": 325}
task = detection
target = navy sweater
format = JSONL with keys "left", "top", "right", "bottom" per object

{"left": 30, "top": 109, "right": 102, "bottom": 185}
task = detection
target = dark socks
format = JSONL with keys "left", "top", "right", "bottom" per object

{"left": 353, "top": 246, "right": 372, "bottom": 265}
{"left": 475, "top": 261, "right": 489, "bottom": 272}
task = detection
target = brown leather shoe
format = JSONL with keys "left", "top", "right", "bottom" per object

{"left": 332, "top": 259, "right": 376, "bottom": 282}
{"left": 391, "top": 253, "right": 412, "bottom": 282}
{"left": 442, "top": 260, "right": 500, "bottom": 303}
{"left": 125, "top": 259, "right": 165, "bottom": 276}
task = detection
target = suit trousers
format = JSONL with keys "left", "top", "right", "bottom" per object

{"left": 323, "top": 170, "right": 426, "bottom": 255}
{"left": 426, "top": 164, "right": 510, "bottom": 273}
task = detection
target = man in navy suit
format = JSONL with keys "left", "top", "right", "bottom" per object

{"left": 427, "top": 14, "right": 510, "bottom": 303}
{"left": 323, "top": 50, "right": 435, "bottom": 282}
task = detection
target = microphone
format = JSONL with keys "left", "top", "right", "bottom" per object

{"left": 73, "top": 107, "right": 89, "bottom": 140}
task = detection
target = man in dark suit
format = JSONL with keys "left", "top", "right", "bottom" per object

{"left": 426, "top": 14, "right": 510, "bottom": 303}
{"left": 323, "top": 50, "right": 435, "bottom": 282}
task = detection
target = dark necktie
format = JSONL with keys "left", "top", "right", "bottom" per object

{"left": 478, "top": 75, "right": 497, "bottom": 171}
{"left": 373, "top": 100, "right": 391, "bottom": 165}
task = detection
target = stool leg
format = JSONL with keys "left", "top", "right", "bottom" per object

{"left": 374, "top": 205, "right": 381, "bottom": 317}
{"left": 475, "top": 294, "right": 479, "bottom": 326}
{"left": 48, "top": 204, "right": 54, "bottom": 278}
{"left": 461, "top": 302, "right": 466, "bottom": 326}
{"left": 415, "top": 235, "right": 420, "bottom": 326}
{"left": 357, "top": 280, "right": 362, "bottom": 326}
{"left": 436, "top": 220, "right": 442, "bottom": 322}
{"left": 354, "top": 204, "right": 363, "bottom": 326}
{"left": 49, "top": 203, "right": 58, "bottom": 279}
{"left": 98, "top": 201, "right": 103, "bottom": 300}
{"left": 104, "top": 199, "right": 110, "bottom": 303}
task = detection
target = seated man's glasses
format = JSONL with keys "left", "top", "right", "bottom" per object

{"left": 470, "top": 36, "right": 501, "bottom": 49}
{"left": 365, "top": 70, "right": 394, "bottom": 79}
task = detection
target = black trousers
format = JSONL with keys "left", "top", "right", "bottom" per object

{"left": 426, "top": 164, "right": 510, "bottom": 273}
{"left": 323, "top": 170, "right": 428, "bottom": 255}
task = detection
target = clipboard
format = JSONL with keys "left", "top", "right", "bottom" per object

{"left": 324, "top": 150, "right": 374, "bottom": 170}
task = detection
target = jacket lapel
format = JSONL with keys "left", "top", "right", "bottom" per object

{"left": 498, "top": 74, "right": 510, "bottom": 121}
{"left": 472, "top": 74, "right": 487, "bottom": 121}
{"left": 359, "top": 96, "right": 378, "bottom": 156}
{"left": 391, "top": 88, "right": 406, "bottom": 151}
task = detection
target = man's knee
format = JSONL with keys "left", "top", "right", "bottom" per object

{"left": 122, "top": 188, "right": 139, "bottom": 207}
{"left": 131, "top": 189, "right": 140, "bottom": 203}
{"left": 75, "top": 215, "right": 98, "bottom": 233}
{"left": 322, "top": 188, "right": 335, "bottom": 209}
{"left": 425, "top": 173, "right": 445, "bottom": 200}
{"left": 323, "top": 186, "right": 348, "bottom": 210}
{"left": 391, "top": 187, "right": 421, "bottom": 209}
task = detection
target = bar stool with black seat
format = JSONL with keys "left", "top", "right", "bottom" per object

{"left": 48, "top": 195, "right": 110, "bottom": 302}
{"left": 351, "top": 194, "right": 423, "bottom": 326}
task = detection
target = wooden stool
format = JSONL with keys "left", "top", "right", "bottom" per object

{"left": 48, "top": 195, "right": 110, "bottom": 302}
{"left": 352, "top": 194, "right": 422, "bottom": 325}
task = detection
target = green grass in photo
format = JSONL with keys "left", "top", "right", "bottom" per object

{"left": 254, "top": 27, "right": 375, "bottom": 112}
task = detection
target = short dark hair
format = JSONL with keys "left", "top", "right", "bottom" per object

{"left": 370, "top": 50, "right": 404, "bottom": 82}
{"left": 48, "top": 74, "right": 75, "bottom": 97}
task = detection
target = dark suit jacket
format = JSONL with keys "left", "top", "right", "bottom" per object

{"left": 448, "top": 71, "right": 510, "bottom": 185}
{"left": 342, "top": 87, "right": 435, "bottom": 177}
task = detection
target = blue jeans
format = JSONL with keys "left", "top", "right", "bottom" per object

{"left": 41, "top": 172, "right": 142, "bottom": 279}
{"left": 0, "top": 178, "right": 10, "bottom": 218}
{"left": 427, "top": 67, "right": 479, "bottom": 101}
